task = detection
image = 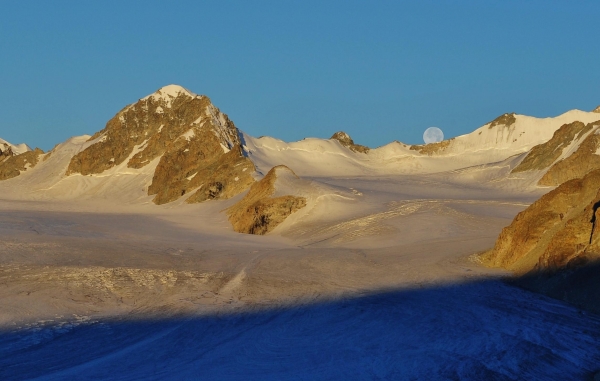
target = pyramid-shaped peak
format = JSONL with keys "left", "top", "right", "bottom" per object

{"left": 593, "top": 105, "right": 600, "bottom": 113}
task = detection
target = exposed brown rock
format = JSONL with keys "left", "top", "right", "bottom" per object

{"left": 0, "top": 143, "right": 14, "bottom": 159}
{"left": 468, "top": 113, "right": 600, "bottom": 313}
{"left": 65, "top": 85, "right": 254, "bottom": 205}
{"left": 0, "top": 149, "right": 44, "bottom": 180}
{"left": 150, "top": 144, "right": 255, "bottom": 205}
{"left": 488, "top": 113, "right": 516, "bottom": 129}
{"left": 489, "top": 170, "right": 600, "bottom": 313}
{"left": 482, "top": 169, "right": 600, "bottom": 273}
{"left": 330, "top": 131, "right": 370, "bottom": 153}
{"left": 227, "top": 166, "right": 307, "bottom": 235}
{"left": 511, "top": 121, "right": 594, "bottom": 173}
{"left": 538, "top": 122, "right": 600, "bottom": 186}
{"left": 593, "top": 105, "right": 600, "bottom": 113}
{"left": 538, "top": 187, "right": 600, "bottom": 270}
{"left": 409, "top": 138, "right": 453, "bottom": 155}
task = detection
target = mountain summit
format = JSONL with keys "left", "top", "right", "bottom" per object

{"left": 0, "top": 137, "right": 41, "bottom": 180}
{"left": 0, "top": 137, "right": 31, "bottom": 156}
{"left": 66, "top": 85, "right": 255, "bottom": 204}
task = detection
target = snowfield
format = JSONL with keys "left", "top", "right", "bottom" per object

{"left": 1, "top": 106, "right": 600, "bottom": 379}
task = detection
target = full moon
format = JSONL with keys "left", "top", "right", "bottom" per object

{"left": 423, "top": 127, "right": 444, "bottom": 144}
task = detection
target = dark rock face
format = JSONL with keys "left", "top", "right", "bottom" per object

{"left": 65, "top": 85, "right": 255, "bottom": 205}
{"left": 227, "top": 165, "right": 307, "bottom": 235}
{"left": 0, "top": 149, "right": 44, "bottom": 180}
{"left": 330, "top": 132, "right": 370, "bottom": 153}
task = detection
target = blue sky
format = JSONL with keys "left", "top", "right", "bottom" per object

{"left": 1, "top": 1, "right": 599, "bottom": 150}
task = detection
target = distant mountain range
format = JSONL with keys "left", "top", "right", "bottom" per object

{"left": 3, "top": 84, "right": 600, "bottom": 311}
{"left": 1, "top": 84, "right": 600, "bottom": 240}
{"left": 0, "top": 85, "right": 600, "bottom": 196}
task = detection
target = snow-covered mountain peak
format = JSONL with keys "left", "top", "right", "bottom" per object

{"left": 140, "top": 84, "right": 200, "bottom": 106}
{"left": 412, "top": 109, "right": 600, "bottom": 156}
{"left": 62, "top": 85, "right": 252, "bottom": 205}
{"left": 0, "top": 137, "right": 31, "bottom": 156}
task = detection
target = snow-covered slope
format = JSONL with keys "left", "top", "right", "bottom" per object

{"left": 429, "top": 110, "right": 600, "bottom": 155}
{"left": 244, "top": 110, "right": 600, "bottom": 177}
{"left": 0, "top": 135, "right": 159, "bottom": 203}
{"left": 244, "top": 134, "right": 373, "bottom": 177}
{"left": 0, "top": 137, "right": 31, "bottom": 155}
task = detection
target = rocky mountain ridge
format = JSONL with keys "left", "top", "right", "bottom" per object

{"left": 0, "top": 137, "right": 31, "bottom": 156}
{"left": 2, "top": 85, "right": 600, "bottom": 238}
{"left": 511, "top": 119, "right": 600, "bottom": 186}
{"left": 0, "top": 137, "right": 43, "bottom": 181}
{"left": 0, "top": 148, "right": 44, "bottom": 181}
{"left": 482, "top": 168, "right": 600, "bottom": 312}
{"left": 65, "top": 85, "right": 255, "bottom": 205}
{"left": 482, "top": 103, "right": 600, "bottom": 313}
{"left": 483, "top": 169, "right": 600, "bottom": 271}
{"left": 5, "top": 92, "right": 599, "bottom": 184}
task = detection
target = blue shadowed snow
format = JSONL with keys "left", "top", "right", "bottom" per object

{"left": 1, "top": 278, "right": 599, "bottom": 381}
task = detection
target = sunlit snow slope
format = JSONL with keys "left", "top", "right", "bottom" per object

{"left": 0, "top": 137, "right": 31, "bottom": 155}
{"left": 244, "top": 110, "right": 600, "bottom": 177}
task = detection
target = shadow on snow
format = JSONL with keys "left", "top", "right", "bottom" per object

{"left": 2, "top": 272, "right": 600, "bottom": 381}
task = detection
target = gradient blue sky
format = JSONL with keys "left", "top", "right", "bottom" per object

{"left": 1, "top": 1, "right": 599, "bottom": 151}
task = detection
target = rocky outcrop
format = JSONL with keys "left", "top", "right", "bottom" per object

{"left": 227, "top": 166, "right": 307, "bottom": 235}
{"left": 472, "top": 114, "right": 600, "bottom": 313}
{"left": 593, "top": 105, "right": 600, "bottom": 113}
{"left": 330, "top": 131, "right": 370, "bottom": 153}
{"left": 485, "top": 168, "right": 600, "bottom": 313}
{"left": 0, "top": 138, "right": 31, "bottom": 156}
{"left": 0, "top": 142, "right": 14, "bottom": 159}
{"left": 151, "top": 144, "right": 255, "bottom": 205}
{"left": 409, "top": 138, "right": 454, "bottom": 155}
{"left": 65, "top": 85, "right": 255, "bottom": 205}
{"left": 511, "top": 121, "right": 594, "bottom": 173}
{"left": 0, "top": 148, "right": 44, "bottom": 180}
{"left": 488, "top": 113, "right": 516, "bottom": 129}
{"left": 538, "top": 124, "right": 600, "bottom": 186}
{"left": 537, "top": 186, "right": 600, "bottom": 270}
{"left": 482, "top": 169, "right": 600, "bottom": 273}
